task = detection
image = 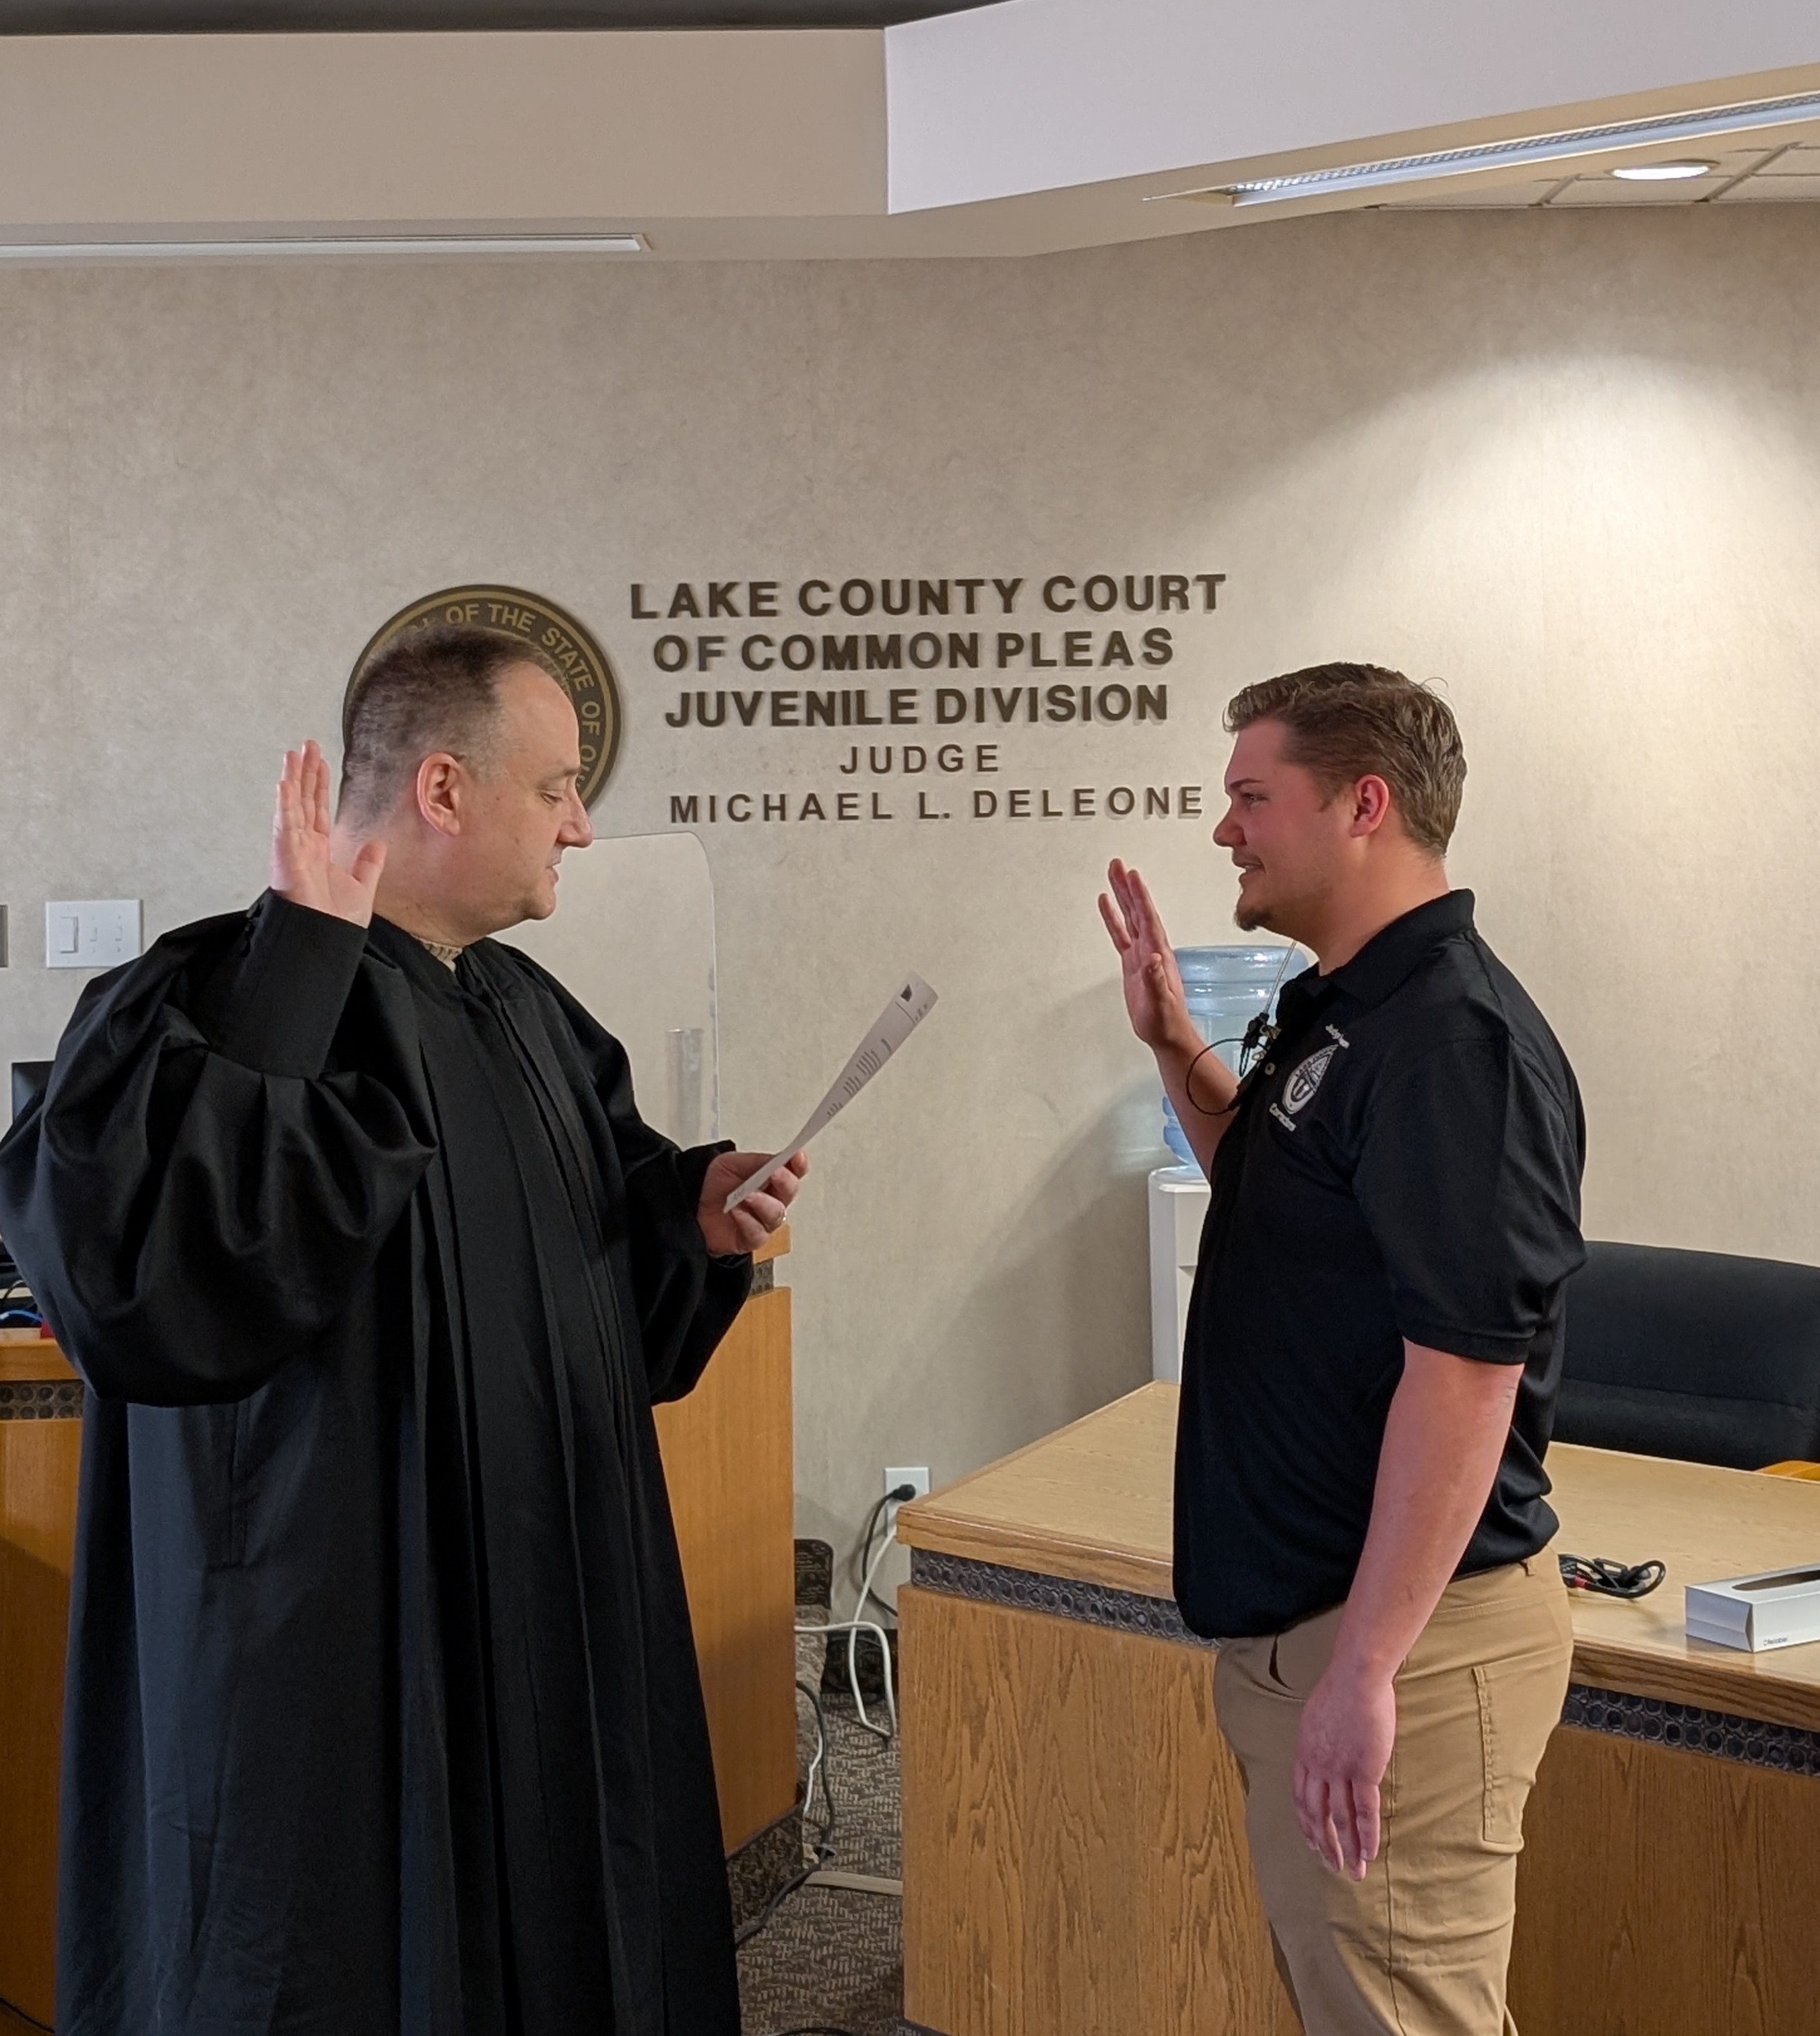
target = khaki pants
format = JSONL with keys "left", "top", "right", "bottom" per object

{"left": 1214, "top": 1556, "right": 1573, "bottom": 2036}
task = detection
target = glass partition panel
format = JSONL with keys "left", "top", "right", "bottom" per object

{"left": 507, "top": 831, "right": 719, "bottom": 1146}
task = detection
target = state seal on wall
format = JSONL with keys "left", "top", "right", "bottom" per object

{"left": 348, "top": 585, "right": 622, "bottom": 809}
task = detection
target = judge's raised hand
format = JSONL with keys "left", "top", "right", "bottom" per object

{"left": 1098, "top": 859, "right": 1190, "bottom": 1050}
{"left": 271, "top": 740, "right": 387, "bottom": 927}
{"left": 696, "top": 1149, "right": 808, "bottom": 1258}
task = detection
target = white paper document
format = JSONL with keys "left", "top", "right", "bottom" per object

{"left": 723, "top": 973, "right": 939, "bottom": 1212}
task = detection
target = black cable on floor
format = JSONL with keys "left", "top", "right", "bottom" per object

{"left": 735, "top": 1682, "right": 839, "bottom": 1950}
{"left": 851, "top": 1491, "right": 899, "bottom": 1626}
{"left": 0, "top": 1987, "right": 55, "bottom": 2033}
{"left": 797, "top": 1678, "right": 837, "bottom": 1856}
{"left": 734, "top": 1858, "right": 817, "bottom": 1950}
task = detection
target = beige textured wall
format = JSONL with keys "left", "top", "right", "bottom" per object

{"left": 1, "top": 209, "right": 1817, "bottom": 1569}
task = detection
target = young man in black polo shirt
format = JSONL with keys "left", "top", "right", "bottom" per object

{"left": 1100, "top": 662, "right": 1584, "bottom": 2036}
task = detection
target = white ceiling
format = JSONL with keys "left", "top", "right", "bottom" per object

{"left": 0, "top": 1, "right": 1817, "bottom": 257}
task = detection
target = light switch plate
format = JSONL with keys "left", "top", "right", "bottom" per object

{"left": 44, "top": 899, "right": 142, "bottom": 969}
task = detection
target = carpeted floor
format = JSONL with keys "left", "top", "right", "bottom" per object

{"left": 736, "top": 1620, "right": 905, "bottom": 2036}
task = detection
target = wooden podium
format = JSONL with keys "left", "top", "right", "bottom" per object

{"left": 654, "top": 1226, "right": 798, "bottom": 1853}
{"left": 0, "top": 1232, "right": 795, "bottom": 2031}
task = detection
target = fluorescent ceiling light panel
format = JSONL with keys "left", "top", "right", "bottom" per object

{"left": 0, "top": 234, "right": 649, "bottom": 260}
{"left": 1151, "top": 91, "right": 1820, "bottom": 207}
{"left": 1610, "top": 160, "right": 1718, "bottom": 180}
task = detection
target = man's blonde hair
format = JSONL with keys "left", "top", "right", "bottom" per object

{"left": 1224, "top": 661, "right": 1466, "bottom": 856}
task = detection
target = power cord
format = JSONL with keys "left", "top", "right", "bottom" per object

{"left": 0, "top": 1230, "right": 40, "bottom": 1329}
{"left": 853, "top": 1486, "right": 913, "bottom": 1626}
{"left": 0, "top": 1988, "right": 54, "bottom": 2033}
{"left": 742, "top": 1556, "right": 911, "bottom": 1992}
{"left": 800, "top": 1680, "right": 836, "bottom": 1857}
{"left": 795, "top": 1485, "right": 915, "bottom": 1741}
{"left": 1558, "top": 1551, "right": 1666, "bottom": 1600}
{"left": 735, "top": 1682, "right": 837, "bottom": 1950}
{"left": 845, "top": 1486, "right": 913, "bottom": 1737}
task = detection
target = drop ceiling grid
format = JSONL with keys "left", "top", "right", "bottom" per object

{"left": 1387, "top": 133, "right": 1820, "bottom": 209}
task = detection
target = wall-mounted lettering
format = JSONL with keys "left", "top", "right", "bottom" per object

{"left": 635, "top": 567, "right": 1226, "bottom": 828}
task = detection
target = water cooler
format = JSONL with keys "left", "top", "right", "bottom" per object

{"left": 1148, "top": 945, "right": 1297, "bottom": 1381}
{"left": 1148, "top": 1164, "right": 1208, "bottom": 1383}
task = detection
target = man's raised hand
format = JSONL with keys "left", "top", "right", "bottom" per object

{"left": 270, "top": 741, "right": 387, "bottom": 927}
{"left": 1098, "top": 859, "right": 1191, "bottom": 1051}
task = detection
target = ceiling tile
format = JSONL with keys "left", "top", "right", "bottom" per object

{"left": 1384, "top": 178, "right": 1563, "bottom": 209}
{"left": 1549, "top": 174, "right": 1731, "bottom": 205}
{"left": 1716, "top": 174, "right": 1820, "bottom": 201}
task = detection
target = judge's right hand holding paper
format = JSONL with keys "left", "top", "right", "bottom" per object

{"left": 698, "top": 1147, "right": 808, "bottom": 1255}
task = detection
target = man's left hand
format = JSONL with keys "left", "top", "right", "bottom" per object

{"left": 1293, "top": 1659, "right": 1396, "bottom": 1880}
{"left": 697, "top": 1150, "right": 808, "bottom": 1257}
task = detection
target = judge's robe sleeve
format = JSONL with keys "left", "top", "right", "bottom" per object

{"left": 534, "top": 966, "right": 752, "bottom": 1404}
{"left": 0, "top": 894, "right": 435, "bottom": 1406}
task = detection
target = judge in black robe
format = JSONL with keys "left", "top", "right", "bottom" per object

{"left": 0, "top": 654, "right": 801, "bottom": 2036}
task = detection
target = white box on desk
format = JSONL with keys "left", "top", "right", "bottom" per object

{"left": 1684, "top": 1564, "right": 1820, "bottom": 1651}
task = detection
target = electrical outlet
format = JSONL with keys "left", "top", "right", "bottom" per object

{"left": 884, "top": 1466, "right": 931, "bottom": 1506}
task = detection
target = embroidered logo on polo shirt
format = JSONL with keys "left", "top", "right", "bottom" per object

{"left": 1269, "top": 1025, "right": 1349, "bottom": 1133}
{"left": 1283, "top": 1045, "right": 1336, "bottom": 1115}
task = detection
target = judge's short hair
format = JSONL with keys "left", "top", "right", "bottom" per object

{"left": 1223, "top": 661, "right": 1466, "bottom": 857}
{"left": 339, "top": 626, "right": 562, "bottom": 826}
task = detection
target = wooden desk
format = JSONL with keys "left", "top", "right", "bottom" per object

{"left": 0, "top": 1336, "right": 80, "bottom": 2032}
{"left": 896, "top": 1383, "right": 1820, "bottom": 2036}
{"left": 0, "top": 1239, "right": 795, "bottom": 2029}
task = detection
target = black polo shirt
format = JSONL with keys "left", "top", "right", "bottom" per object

{"left": 1174, "top": 890, "right": 1586, "bottom": 1640}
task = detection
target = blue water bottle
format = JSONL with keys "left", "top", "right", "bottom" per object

{"left": 1161, "top": 946, "right": 1298, "bottom": 1165}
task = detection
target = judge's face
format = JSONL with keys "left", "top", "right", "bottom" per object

{"left": 436, "top": 663, "right": 593, "bottom": 935}
{"left": 1211, "top": 719, "right": 1356, "bottom": 942}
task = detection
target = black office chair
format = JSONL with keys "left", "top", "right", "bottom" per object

{"left": 1556, "top": 1241, "right": 1820, "bottom": 1470}
{"left": 2, "top": 1063, "right": 52, "bottom": 1327}
{"left": 11, "top": 1060, "right": 52, "bottom": 1119}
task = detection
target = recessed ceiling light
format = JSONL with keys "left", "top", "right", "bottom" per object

{"left": 1611, "top": 160, "right": 1718, "bottom": 181}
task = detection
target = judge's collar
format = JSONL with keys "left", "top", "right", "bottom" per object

{"left": 414, "top": 935, "right": 467, "bottom": 971}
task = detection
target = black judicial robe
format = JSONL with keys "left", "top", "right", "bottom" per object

{"left": 0, "top": 894, "right": 751, "bottom": 2036}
